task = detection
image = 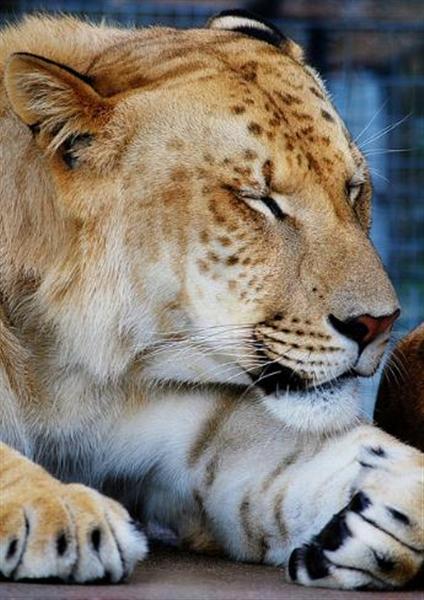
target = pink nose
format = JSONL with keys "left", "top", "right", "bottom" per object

{"left": 354, "top": 311, "right": 400, "bottom": 345}
{"left": 329, "top": 309, "right": 400, "bottom": 348}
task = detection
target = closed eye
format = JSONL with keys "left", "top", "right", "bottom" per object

{"left": 346, "top": 182, "right": 364, "bottom": 204}
{"left": 260, "top": 196, "right": 287, "bottom": 220}
{"left": 233, "top": 186, "right": 290, "bottom": 221}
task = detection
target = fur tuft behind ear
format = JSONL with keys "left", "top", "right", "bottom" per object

{"left": 208, "top": 9, "right": 304, "bottom": 63}
{"left": 4, "top": 52, "right": 111, "bottom": 153}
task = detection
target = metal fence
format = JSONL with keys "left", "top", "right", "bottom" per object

{"left": 1, "top": 0, "right": 423, "bottom": 336}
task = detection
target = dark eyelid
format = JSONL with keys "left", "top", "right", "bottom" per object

{"left": 261, "top": 196, "right": 286, "bottom": 220}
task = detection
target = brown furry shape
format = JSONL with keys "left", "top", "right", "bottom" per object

{"left": 375, "top": 323, "right": 424, "bottom": 451}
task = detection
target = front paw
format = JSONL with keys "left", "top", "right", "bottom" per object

{"left": 288, "top": 443, "right": 424, "bottom": 590}
{"left": 0, "top": 476, "right": 147, "bottom": 582}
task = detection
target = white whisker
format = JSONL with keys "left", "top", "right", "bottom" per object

{"left": 354, "top": 99, "right": 388, "bottom": 144}
{"left": 359, "top": 113, "right": 411, "bottom": 149}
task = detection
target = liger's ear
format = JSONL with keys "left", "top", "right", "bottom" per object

{"left": 4, "top": 52, "right": 111, "bottom": 153}
{"left": 207, "top": 9, "right": 304, "bottom": 63}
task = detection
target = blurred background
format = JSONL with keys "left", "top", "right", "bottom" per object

{"left": 1, "top": 0, "right": 423, "bottom": 409}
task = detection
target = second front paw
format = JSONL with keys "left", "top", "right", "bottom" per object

{"left": 287, "top": 444, "right": 424, "bottom": 590}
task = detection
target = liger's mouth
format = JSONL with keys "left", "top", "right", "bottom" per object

{"left": 249, "top": 362, "right": 358, "bottom": 395}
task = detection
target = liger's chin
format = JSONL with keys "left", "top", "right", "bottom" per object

{"left": 261, "top": 377, "right": 362, "bottom": 434}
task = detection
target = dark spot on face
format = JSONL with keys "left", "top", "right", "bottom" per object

{"left": 200, "top": 230, "right": 209, "bottom": 244}
{"left": 301, "top": 126, "right": 314, "bottom": 136}
{"left": 234, "top": 165, "right": 251, "bottom": 176}
{"left": 226, "top": 255, "right": 239, "bottom": 266}
{"left": 231, "top": 105, "right": 246, "bottom": 115}
{"left": 291, "top": 111, "right": 313, "bottom": 122}
{"left": 203, "top": 153, "right": 215, "bottom": 164}
{"left": 280, "top": 92, "right": 302, "bottom": 106}
{"left": 309, "top": 86, "right": 325, "bottom": 100}
{"left": 207, "top": 251, "right": 220, "bottom": 263}
{"left": 241, "top": 60, "right": 258, "bottom": 82}
{"left": 217, "top": 236, "right": 232, "bottom": 247}
{"left": 244, "top": 149, "right": 257, "bottom": 160}
{"left": 242, "top": 257, "right": 251, "bottom": 266}
{"left": 321, "top": 109, "right": 335, "bottom": 123}
{"left": 305, "top": 152, "right": 322, "bottom": 175}
{"left": 262, "top": 159, "right": 273, "bottom": 187}
{"left": 197, "top": 259, "right": 209, "bottom": 273}
{"left": 211, "top": 210, "right": 225, "bottom": 226}
{"left": 171, "top": 168, "right": 188, "bottom": 183}
{"left": 248, "top": 122, "right": 263, "bottom": 136}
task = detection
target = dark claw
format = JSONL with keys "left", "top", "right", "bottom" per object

{"left": 349, "top": 491, "right": 371, "bottom": 513}
{"left": 102, "top": 569, "right": 112, "bottom": 583}
{"left": 302, "top": 544, "right": 330, "bottom": 580}
{"left": 6, "top": 539, "right": 18, "bottom": 560}
{"left": 288, "top": 547, "right": 301, "bottom": 581}
{"left": 90, "top": 528, "right": 102, "bottom": 552}
{"left": 56, "top": 532, "right": 68, "bottom": 556}
{"left": 315, "top": 513, "right": 351, "bottom": 551}
{"left": 374, "top": 551, "right": 395, "bottom": 573}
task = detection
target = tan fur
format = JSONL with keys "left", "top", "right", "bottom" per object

{"left": 0, "top": 15, "right": 422, "bottom": 589}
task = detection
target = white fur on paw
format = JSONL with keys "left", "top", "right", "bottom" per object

{"left": 0, "top": 482, "right": 147, "bottom": 583}
{"left": 288, "top": 443, "right": 424, "bottom": 590}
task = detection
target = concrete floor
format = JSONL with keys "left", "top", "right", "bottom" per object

{"left": 1, "top": 546, "right": 422, "bottom": 600}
